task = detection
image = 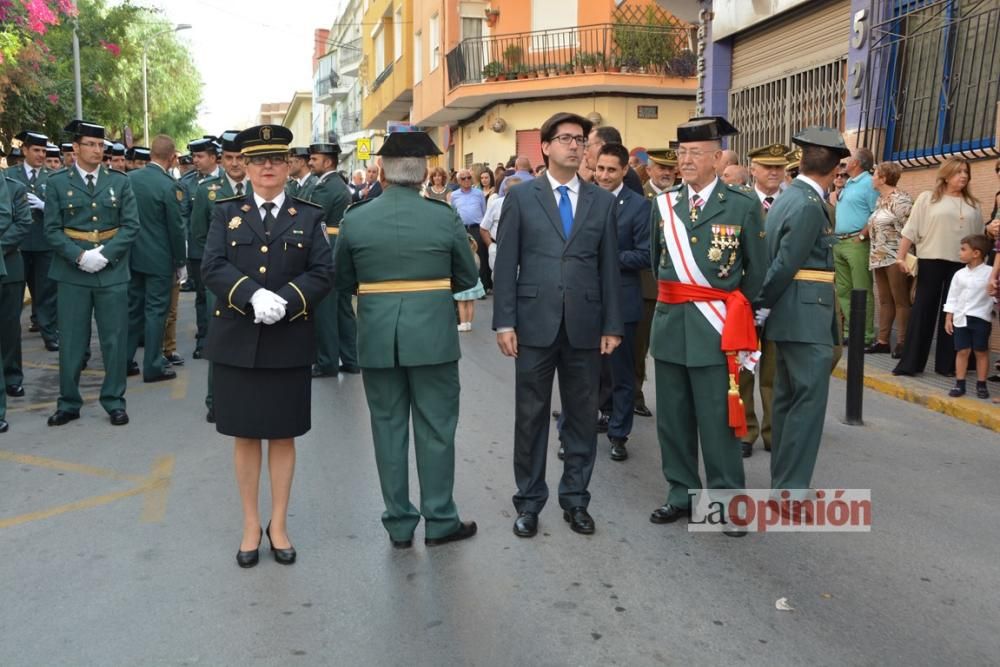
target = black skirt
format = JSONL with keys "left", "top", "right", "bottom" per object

{"left": 213, "top": 363, "right": 312, "bottom": 439}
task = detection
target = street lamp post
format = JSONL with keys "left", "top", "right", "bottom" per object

{"left": 143, "top": 24, "right": 191, "bottom": 146}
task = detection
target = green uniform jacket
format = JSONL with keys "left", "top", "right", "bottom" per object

{"left": 6, "top": 164, "right": 50, "bottom": 252}
{"left": 128, "top": 163, "right": 187, "bottom": 275}
{"left": 1, "top": 176, "right": 31, "bottom": 282}
{"left": 182, "top": 167, "right": 221, "bottom": 260}
{"left": 334, "top": 186, "right": 479, "bottom": 368}
{"left": 296, "top": 173, "right": 320, "bottom": 201}
{"left": 756, "top": 178, "right": 838, "bottom": 345}
{"left": 649, "top": 182, "right": 767, "bottom": 367}
{"left": 307, "top": 172, "right": 351, "bottom": 248}
{"left": 43, "top": 166, "right": 140, "bottom": 287}
{"left": 189, "top": 174, "right": 251, "bottom": 261}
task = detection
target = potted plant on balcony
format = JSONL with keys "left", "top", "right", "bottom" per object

{"left": 576, "top": 52, "right": 599, "bottom": 74}
{"left": 667, "top": 49, "right": 697, "bottom": 77}
{"left": 503, "top": 43, "right": 523, "bottom": 68}
{"left": 562, "top": 61, "right": 575, "bottom": 76}
{"left": 482, "top": 61, "right": 503, "bottom": 82}
{"left": 606, "top": 55, "right": 621, "bottom": 73}
{"left": 516, "top": 64, "right": 530, "bottom": 80}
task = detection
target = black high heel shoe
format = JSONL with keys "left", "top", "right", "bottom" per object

{"left": 236, "top": 528, "right": 262, "bottom": 568}
{"left": 266, "top": 522, "right": 296, "bottom": 565}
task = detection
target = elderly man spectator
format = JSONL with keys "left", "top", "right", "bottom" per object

{"left": 834, "top": 147, "right": 879, "bottom": 345}
{"left": 716, "top": 149, "right": 739, "bottom": 176}
{"left": 353, "top": 164, "right": 383, "bottom": 202}
{"left": 722, "top": 164, "right": 750, "bottom": 187}
{"left": 449, "top": 169, "right": 490, "bottom": 289}
{"left": 497, "top": 156, "right": 535, "bottom": 196}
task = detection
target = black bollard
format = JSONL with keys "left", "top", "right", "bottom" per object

{"left": 844, "top": 288, "right": 866, "bottom": 425}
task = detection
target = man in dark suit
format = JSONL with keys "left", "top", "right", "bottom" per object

{"left": 352, "top": 164, "right": 382, "bottom": 202}
{"left": 585, "top": 125, "right": 644, "bottom": 196}
{"left": 593, "top": 142, "right": 650, "bottom": 462}
{"left": 493, "top": 112, "right": 623, "bottom": 538}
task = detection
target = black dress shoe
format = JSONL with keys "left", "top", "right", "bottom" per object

{"left": 143, "top": 370, "right": 177, "bottom": 383}
{"left": 266, "top": 522, "right": 296, "bottom": 564}
{"left": 338, "top": 364, "right": 361, "bottom": 374}
{"left": 649, "top": 504, "right": 691, "bottom": 524}
{"left": 390, "top": 537, "right": 413, "bottom": 549}
{"left": 563, "top": 507, "right": 595, "bottom": 534}
{"left": 192, "top": 348, "right": 203, "bottom": 360}
{"left": 164, "top": 352, "right": 185, "bottom": 366}
{"left": 47, "top": 410, "right": 80, "bottom": 426}
{"left": 311, "top": 366, "right": 338, "bottom": 378}
{"left": 891, "top": 346, "right": 904, "bottom": 359}
{"left": 864, "top": 342, "right": 890, "bottom": 353}
{"left": 236, "top": 528, "right": 263, "bottom": 568}
{"left": 609, "top": 437, "right": 628, "bottom": 461}
{"left": 127, "top": 361, "right": 140, "bottom": 377}
{"left": 723, "top": 526, "right": 748, "bottom": 538}
{"left": 6, "top": 384, "right": 24, "bottom": 397}
{"left": 513, "top": 512, "right": 538, "bottom": 537}
{"left": 0, "top": 419, "right": 8, "bottom": 433}
{"left": 596, "top": 412, "right": 610, "bottom": 433}
{"left": 28, "top": 321, "right": 39, "bottom": 332}
{"left": 425, "top": 520, "right": 477, "bottom": 546}
{"left": 551, "top": 410, "right": 561, "bottom": 420}
{"left": 109, "top": 409, "right": 129, "bottom": 426}
{"left": 633, "top": 403, "right": 652, "bottom": 417}
{"left": 206, "top": 409, "right": 215, "bottom": 423}
{"left": 741, "top": 442, "right": 753, "bottom": 458}
{"left": 44, "top": 339, "right": 59, "bottom": 352}
{"left": 891, "top": 367, "right": 915, "bottom": 377}
{"left": 557, "top": 443, "right": 565, "bottom": 460}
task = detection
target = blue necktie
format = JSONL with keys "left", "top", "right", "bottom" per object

{"left": 557, "top": 185, "right": 573, "bottom": 238}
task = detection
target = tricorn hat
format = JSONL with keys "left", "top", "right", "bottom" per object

{"left": 676, "top": 116, "right": 738, "bottom": 143}
{"left": 374, "top": 131, "right": 441, "bottom": 157}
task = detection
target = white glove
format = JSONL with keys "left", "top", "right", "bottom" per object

{"left": 26, "top": 193, "right": 45, "bottom": 210}
{"left": 175, "top": 265, "right": 188, "bottom": 284}
{"left": 754, "top": 308, "right": 771, "bottom": 327}
{"left": 250, "top": 289, "right": 287, "bottom": 325}
{"left": 77, "top": 245, "right": 109, "bottom": 273}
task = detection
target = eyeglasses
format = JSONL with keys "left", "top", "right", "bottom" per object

{"left": 247, "top": 155, "right": 288, "bottom": 166}
{"left": 550, "top": 134, "right": 587, "bottom": 146}
{"left": 78, "top": 141, "right": 104, "bottom": 149}
{"left": 836, "top": 172, "right": 848, "bottom": 178}
{"left": 459, "top": 175, "right": 472, "bottom": 180}
{"left": 675, "top": 148, "right": 711, "bottom": 159}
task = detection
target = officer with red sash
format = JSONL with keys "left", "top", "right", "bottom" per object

{"left": 647, "top": 117, "right": 767, "bottom": 537}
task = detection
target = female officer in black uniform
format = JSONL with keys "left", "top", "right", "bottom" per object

{"left": 202, "top": 125, "right": 333, "bottom": 567}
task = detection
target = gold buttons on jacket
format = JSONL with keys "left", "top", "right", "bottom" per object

{"left": 231, "top": 241, "right": 237, "bottom": 246}
{"left": 691, "top": 236, "right": 698, "bottom": 244}
{"left": 215, "top": 310, "right": 220, "bottom": 316}
{"left": 91, "top": 202, "right": 97, "bottom": 208}
{"left": 92, "top": 216, "right": 98, "bottom": 221}
{"left": 261, "top": 245, "right": 268, "bottom": 253}
{"left": 259, "top": 266, "right": 266, "bottom": 274}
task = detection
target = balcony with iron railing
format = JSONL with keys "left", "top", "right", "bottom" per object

{"left": 314, "top": 51, "right": 354, "bottom": 105}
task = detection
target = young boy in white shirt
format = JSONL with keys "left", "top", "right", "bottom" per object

{"left": 945, "top": 234, "right": 994, "bottom": 398}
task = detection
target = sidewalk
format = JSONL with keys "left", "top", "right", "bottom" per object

{"left": 833, "top": 349, "right": 1000, "bottom": 433}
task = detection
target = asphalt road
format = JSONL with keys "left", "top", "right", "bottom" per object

{"left": 2, "top": 294, "right": 998, "bottom": 666}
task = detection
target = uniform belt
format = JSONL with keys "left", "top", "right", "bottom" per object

{"left": 326, "top": 227, "right": 340, "bottom": 236}
{"left": 793, "top": 269, "right": 835, "bottom": 283}
{"left": 357, "top": 278, "right": 451, "bottom": 294}
{"left": 64, "top": 227, "right": 119, "bottom": 242}
{"left": 836, "top": 231, "right": 865, "bottom": 241}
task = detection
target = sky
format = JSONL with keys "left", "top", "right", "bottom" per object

{"left": 125, "top": 0, "right": 343, "bottom": 133}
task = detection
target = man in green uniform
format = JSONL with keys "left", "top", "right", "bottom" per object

{"left": 109, "top": 143, "right": 127, "bottom": 172}
{"left": 60, "top": 143, "right": 75, "bottom": 169}
{"left": 1, "top": 170, "right": 32, "bottom": 399}
{"left": 125, "top": 135, "right": 187, "bottom": 382}
{"left": 754, "top": 127, "right": 848, "bottom": 509}
{"left": 285, "top": 147, "right": 317, "bottom": 198}
{"left": 334, "top": 132, "right": 479, "bottom": 548}
{"left": 44, "top": 120, "right": 140, "bottom": 426}
{"left": 45, "top": 144, "right": 63, "bottom": 171}
{"left": 191, "top": 132, "right": 251, "bottom": 421}
{"left": 738, "top": 143, "right": 789, "bottom": 458}
{"left": 648, "top": 117, "right": 767, "bottom": 537}
{"left": 9, "top": 130, "right": 59, "bottom": 352}
{"left": 634, "top": 147, "right": 679, "bottom": 417}
{"left": 181, "top": 136, "right": 221, "bottom": 359}
{"left": 0, "top": 175, "right": 10, "bottom": 430}
{"left": 306, "top": 141, "right": 358, "bottom": 377}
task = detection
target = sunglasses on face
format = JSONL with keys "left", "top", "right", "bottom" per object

{"left": 247, "top": 155, "right": 288, "bottom": 166}
{"left": 836, "top": 172, "right": 848, "bottom": 178}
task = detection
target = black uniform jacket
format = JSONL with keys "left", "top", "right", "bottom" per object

{"left": 202, "top": 194, "right": 333, "bottom": 369}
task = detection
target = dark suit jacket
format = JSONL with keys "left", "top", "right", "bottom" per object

{"left": 612, "top": 186, "right": 651, "bottom": 324}
{"left": 202, "top": 194, "right": 333, "bottom": 369}
{"left": 352, "top": 180, "right": 382, "bottom": 203}
{"left": 493, "top": 176, "right": 623, "bottom": 349}
{"left": 623, "top": 167, "right": 644, "bottom": 197}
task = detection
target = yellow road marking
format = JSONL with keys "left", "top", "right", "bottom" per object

{"left": 23, "top": 361, "right": 103, "bottom": 377}
{"left": 7, "top": 381, "right": 160, "bottom": 413}
{"left": 170, "top": 368, "right": 189, "bottom": 400}
{"left": 0, "top": 449, "right": 144, "bottom": 482}
{"left": 0, "top": 455, "right": 176, "bottom": 529}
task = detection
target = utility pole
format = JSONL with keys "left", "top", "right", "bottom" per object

{"left": 72, "top": 18, "right": 83, "bottom": 118}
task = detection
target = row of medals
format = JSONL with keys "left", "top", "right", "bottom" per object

{"left": 708, "top": 224, "right": 739, "bottom": 278}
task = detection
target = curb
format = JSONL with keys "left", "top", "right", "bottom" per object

{"left": 832, "top": 365, "right": 1000, "bottom": 433}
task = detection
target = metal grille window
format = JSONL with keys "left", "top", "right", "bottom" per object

{"left": 861, "top": 0, "right": 1000, "bottom": 164}
{"left": 728, "top": 59, "right": 846, "bottom": 161}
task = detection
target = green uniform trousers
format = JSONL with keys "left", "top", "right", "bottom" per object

{"left": 738, "top": 338, "right": 777, "bottom": 448}
{"left": 187, "top": 258, "right": 207, "bottom": 353}
{"left": 655, "top": 360, "right": 746, "bottom": 508}
{"left": 56, "top": 281, "right": 128, "bottom": 414}
{"left": 24, "top": 250, "right": 58, "bottom": 343}
{"left": 126, "top": 271, "right": 172, "bottom": 379}
{"left": 361, "top": 362, "right": 462, "bottom": 541}
{"left": 204, "top": 290, "right": 215, "bottom": 410}
{"left": 633, "top": 298, "right": 656, "bottom": 408}
{"left": 314, "top": 290, "right": 359, "bottom": 372}
{"left": 770, "top": 341, "right": 833, "bottom": 499}
{"left": 833, "top": 239, "right": 874, "bottom": 343}
{"left": 1, "top": 281, "right": 25, "bottom": 387}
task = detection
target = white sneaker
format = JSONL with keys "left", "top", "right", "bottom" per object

{"left": 457, "top": 322, "right": 472, "bottom": 332}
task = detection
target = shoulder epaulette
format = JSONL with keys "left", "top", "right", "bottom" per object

{"left": 345, "top": 197, "right": 375, "bottom": 213}
{"left": 46, "top": 167, "right": 68, "bottom": 177}
{"left": 290, "top": 196, "right": 322, "bottom": 209}
{"left": 725, "top": 183, "right": 755, "bottom": 200}
{"left": 109, "top": 168, "right": 128, "bottom": 176}
{"left": 666, "top": 184, "right": 683, "bottom": 193}
{"left": 213, "top": 195, "right": 242, "bottom": 204}
{"left": 425, "top": 197, "right": 452, "bottom": 209}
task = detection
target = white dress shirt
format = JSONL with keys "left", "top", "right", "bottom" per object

{"left": 75, "top": 163, "right": 99, "bottom": 188}
{"left": 754, "top": 186, "right": 779, "bottom": 204}
{"left": 226, "top": 174, "right": 248, "bottom": 194}
{"left": 944, "top": 263, "right": 994, "bottom": 328}
{"left": 796, "top": 174, "right": 825, "bottom": 199}
{"left": 24, "top": 162, "right": 41, "bottom": 181}
{"left": 253, "top": 191, "right": 286, "bottom": 220}
{"left": 546, "top": 171, "right": 579, "bottom": 216}
{"left": 687, "top": 178, "right": 719, "bottom": 207}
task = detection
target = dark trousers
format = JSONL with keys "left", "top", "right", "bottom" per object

{"left": 513, "top": 324, "right": 600, "bottom": 513}
{"left": 126, "top": 270, "right": 172, "bottom": 379}
{"left": 187, "top": 258, "right": 207, "bottom": 352}
{"left": 608, "top": 321, "right": 637, "bottom": 439}
{"left": 633, "top": 298, "right": 655, "bottom": 407}
{"left": 894, "top": 259, "right": 961, "bottom": 375}
{"left": 23, "top": 250, "right": 58, "bottom": 343}
{"left": 1, "top": 281, "right": 25, "bottom": 387}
